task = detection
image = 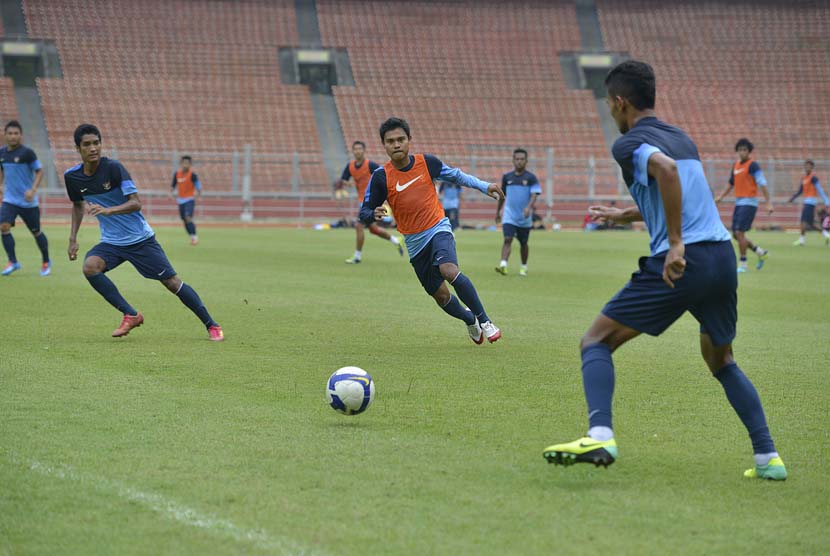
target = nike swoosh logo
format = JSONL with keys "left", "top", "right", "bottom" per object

{"left": 80, "top": 188, "right": 88, "bottom": 192}
{"left": 579, "top": 441, "right": 604, "bottom": 448}
{"left": 733, "top": 169, "right": 744, "bottom": 174}
{"left": 157, "top": 270, "right": 166, "bottom": 276}
{"left": 395, "top": 175, "right": 422, "bottom": 192}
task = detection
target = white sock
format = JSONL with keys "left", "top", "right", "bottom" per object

{"left": 587, "top": 426, "right": 614, "bottom": 441}
{"left": 753, "top": 451, "right": 779, "bottom": 466}
{"left": 822, "top": 230, "right": 829, "bottom": 238}
{"left": 191, "top": 234, "right": 198, "bottom": 240}
{"left": 754, "top": 245, "right": 765, "bottom": 255}
{"left": 799, "top": 235, "right": 805, "bottom": 244}
{"left": 499, "top": 259, "right": 507, "bottom": 268}
{"left": 390, "top": 235, "right": 400, "bottom": 245}
{"left": 520, "top": 264, "right": 528, "bottom": 270}
{"left": 354, "top": 250, "right": 362, "bottom": 259}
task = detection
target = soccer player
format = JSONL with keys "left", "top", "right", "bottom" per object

{"left": 495, "top": 148, "right": 541, "bottom": 277}
{"left": 788, "top": 159, "right": 829, "bottom": 245}
{"left": 65, "top": 124, "right": 224, "bottom": 341}
{"left": 0, "top": 120, "right": 50, "bottom": 276}
{"left": 438, "top": 180, "right": 461, "bottom": 230}
{"left": 542, "top": 61, "right": 786, "bottom": 480}
{"left": 359, "top": 117, "right": 504, "bottom": 344}
{"left": 714, "top": 138, "right": 772, "bottom": 272}
{"left": 170, "top": 155, "right": 201, "bottom": 245}
{"left": 341, "top": 140, "right": 403, "bottom": 263}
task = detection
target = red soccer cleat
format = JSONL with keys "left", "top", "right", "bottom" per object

{"left": 208, "top": 325, "right": 224, "bottom": 341}
{"left": 112, "top": 313, "right": 144, "bottom": 337}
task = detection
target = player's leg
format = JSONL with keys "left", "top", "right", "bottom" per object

{"left": 182, "top": 201, "right": 197, "bottom": 245}
{"left": 734, "top": 230, "right": 749, "bottom": 271}
{"left": 368, "top": 222, "right": 403, "bottom": 255}
{"left": 83, "top": 246, "right": 142, "bottom": 336}
{"left": 128, "top": 236, "right": 222, "bottom": 339}
{"left": 346, "top": 222, "right": 365, "bottom": 263}
{"left": 19, "top": 206, "right": 50, "bottom": 275}
{"left": 518, "top": 227, "right": 530, "bottom": 276}
{"left": 795, "top": 206, "right": 812, "bottom": 245}
{"left": 0, "top": 203, "right": 20, "bottom": 275}
{"left": 496, "top": 224, "right": 514, "bottom": 275}
{"left": 437, "top": 233, "right": 500, "bottom": 342}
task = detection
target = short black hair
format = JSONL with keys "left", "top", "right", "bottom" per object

{"left": 605, "top": 60, "right": 656, "bottom": 111}
{"left": 513, "top": 148, "right": 528, "bottom": 158}
{"left": 74, "top": 123, "right": 101, "bottom": 146}
{"left": 806, "top": 159, "right": 815, "bottom": 167}
{"left": 379, "top": 117, "right": 410, "bottom": 142}
{"left": 181, "top": 155, "right": 192, "bottom": 162}
{"left": 352, "top": 140, "right": 366, "bottom": 149}
{"left": 735, "top": 138, "right": 754, "bottom": 152}
{"left": 4, "top": 120, "right": 22, "bottom": 132}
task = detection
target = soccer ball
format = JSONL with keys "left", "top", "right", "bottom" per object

{"left": 326, "top": 366, "right": 375, "bottom": 415}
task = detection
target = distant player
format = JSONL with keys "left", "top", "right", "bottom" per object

{"left": 820, "top": 208, "right": 830, "bottom": 246}
{"left": 65, "top": 124, "right": 224, "bottom": 341}
{"left": 495, "top": 148, "right": 541, "bottom": 277}
{"left": 360, "top": 117, "right": 504, "bottom": 344}
{"left": 438, "top": 180, "right": 461, "bottom": 230}
{"left": 0, "top": 120, "right": 50, "bottom": 276}
{"left": 542, "top": 61, "right": 786, "bottom": 480}
{"left": 170, "top": 155, "right": 201, "bottom": 245}
{"left": 714, "top": 138, "right": 772, "bottom": 272}
{"left": 788, "top": 159, "right": 829, "bottom": 245}
{"left": 341, "top": 140, "right": 403, "bottom": 263}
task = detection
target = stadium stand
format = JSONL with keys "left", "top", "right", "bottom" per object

{"left": 0, "top": 78, "right": 19, "bottom": 123}
{"left": 24, "top": 0, "right": 328, "bottom": 193}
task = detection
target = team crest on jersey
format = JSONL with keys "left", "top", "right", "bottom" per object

{"left": 102, "top": 181, "right": 111, "bottom": 190}
{"left": 523, "top": 179, "right": 528, "bottom": 185}
{"left": 13, "top": 157, "right": 19, "bottom": 163}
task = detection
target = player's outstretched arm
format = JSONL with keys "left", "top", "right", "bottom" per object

{"left": 588, "top": 204, "right": 642, "bottom": 224}
{"left": 715, "top": 182, "right": 733, "bottom": 203}
{"left": 789, "top": 185, "right": 803, "bottom": 203}
{"left": 648, "top": 152, "right": 685, "bottom": 288}
{"left": 68, "top": 200, "right": 84, "bottom": 260}
{"left": 358, "top": 172, "right": 388, "bottom": 224}
{"left": 87, "top": 193, "right": 142, "bottom": 217}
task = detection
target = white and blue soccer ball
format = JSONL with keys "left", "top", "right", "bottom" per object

{"left": 326, "top": 366, "right": 375, "bottom": 415}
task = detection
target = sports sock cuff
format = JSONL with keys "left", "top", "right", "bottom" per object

{"left": 714, "top": 362, "right": 739, "bottom": 378}
{"left": 581, "top": 342, "right": 612, "bottom": 361}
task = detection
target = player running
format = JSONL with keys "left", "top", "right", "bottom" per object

{"left": 788, "top": 159, "right": 829, "bottom": 245}
{"left": 714, "top": 138, "right": 772, "bottom": 272}
{"left": 341, "top": 140, "right": 403, "bottom": 263}
{"left": 65, "top": 124, "right": 224, "bottom": 341}
{"left": 170, "top": 155, "right": 201, "bottom": 245}
{"left": 495, "top": 148, "right": 541, "bottom": 277}
{"left": 0, "top": 120, "right": 50, "bottom": 276}
{"left": 359, "top": 117, "right": 504, "bottom": 344}
{"left": 542, "top": 61, "right": 786, "bottom": 480}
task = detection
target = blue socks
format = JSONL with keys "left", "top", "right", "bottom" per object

{"left": 34, "top": 232, "right": 49, "bottom": 263}
{"left": 176, "top": 282, "right": 217, "bottom": 328}
{"left": 582, "top": 343, "right": 615, "bottom": 430}
{"left": 441, "top": 295, "right": 476, "bottom": 325}
{"left": 86, "top": 272, "right": 137, "bottom": 315}
{"left": 184, "top": 221, "right": 196, "bottom": 235}
{"left": 2, "top": 232, "right": 16, "bottom": 263}
{"left": 715, "top": 362, "right": 776, "bottom": 454}
{"left": 451, "top": 272, "right": 490, "bottom": 324}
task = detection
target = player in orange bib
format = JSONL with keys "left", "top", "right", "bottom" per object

{"left": 359, "top": 117, "right": 505, "bottom": 344}
{"left": 169, "top": 155, "right": 201, "bottom": 245}
{"left": 788, "top": 159, "right": 829, "bottom": 245}
{"left": 341, "top": 140, "right": 403, "bottom": 263}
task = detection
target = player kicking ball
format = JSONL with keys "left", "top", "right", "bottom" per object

{"left": 542, "top": 62, "right": 785, "bottom": 480}
{"left": 360, "top": 117, "right": 503, "bottom": 344}
{"left": 65, "top": 124, "right": 224, "bottom": 341}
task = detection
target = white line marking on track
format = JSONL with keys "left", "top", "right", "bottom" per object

{"left": 6, "top": 452, "right": 326, "bottom": 556}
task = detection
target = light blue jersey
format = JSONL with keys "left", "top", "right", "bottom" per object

{"left": 612, "top": 117, "right": 730, "bottom": 256}
{"left": 0, "top": 145, "right": 42, "bottom": 208}
{"left": 501, "top": 170, "right": 541, "bottom": 227}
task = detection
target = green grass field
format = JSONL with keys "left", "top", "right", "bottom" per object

{"left": 1, "top": 225, "right": 829, "bottom": 555}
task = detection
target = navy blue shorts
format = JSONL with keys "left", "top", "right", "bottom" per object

{"left": 503, "top": 223, "right": 530, "bottom": 245}
{"left": 801, "top": 204, "right": 816, "bottom": 224}
{"left": 731, "top": 205, "right": 757, "bottom": 232}
{"left": 86, "top": 236, "right": 177, "bottom": 280}
{"left": 410, "top": 231, "right": 458, "bottom": 295}
{"left": 178, "top": 200, "right": 196, "bottom": 220}
{"left": 602, "top": 240, "right": 737, "bottom": 346}
{"left": 0, "top": 202, "right": 41, "bottom": 233}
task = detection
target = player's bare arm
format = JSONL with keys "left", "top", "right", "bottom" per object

{"left": 649, "top": 152, "right": 685, "bottom": 288}
{"left": 715, "top": 182, "right": 733, "bottom": 203}
{"left": 760, "top": 184, "right": 773, "bottom": 214}
{"left": 589, "top": 204, "right": 642, "bottom": 224}
{"left": 68, "top": 200, "right": 85, "bottom": 260}
{"left": 87, "top": 193, "right": 142, "bottom": 217}
{"left": 487, "top": 183, "right": 504, "bottom": 201}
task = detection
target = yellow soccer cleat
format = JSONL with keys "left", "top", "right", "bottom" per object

{"left": 543, "top": 436, "right": 618, "bottom": 468}
{"left": 744, "top": 456, "right": 787, "bottom": 481}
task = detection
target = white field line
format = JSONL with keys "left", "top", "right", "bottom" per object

{"left": 6, "top": 453, "right": 326, "bottom": 556}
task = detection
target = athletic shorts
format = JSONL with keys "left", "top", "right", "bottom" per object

{"left": 801, "top": 204, "right": 816, "bottom": 225}
{"left": 602, "top": 240, "right": 737, "bottom": 347}
{"left": 410, "top": 231, "right": 458, "bottom": 295}
{"left": 178, "top": 200, "right": 196, "bottom": 220}
{"left": 731, "top": 205, "right": 757, "bottom": 232}
{"left": 503, "top": 223, "right": 530, "bottom": 245}
{"left": 0, "top": 202, "right": 40, "bottom": 233}
{"left": 86, "top": 235, "right": 176, "bottom": 280}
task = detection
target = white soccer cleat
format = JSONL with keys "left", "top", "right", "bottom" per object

{"left": 467, "top": 317, "right": 484, "bottom": 344}
{"left": 481, "top": 321, "right": 501, "bottom": 343}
